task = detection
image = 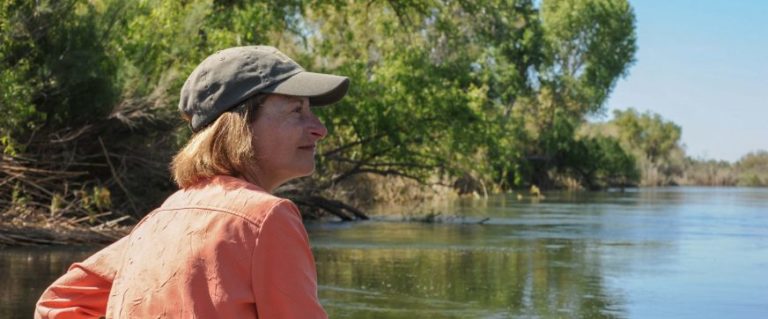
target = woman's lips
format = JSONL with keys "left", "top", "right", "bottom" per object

{"left": 298, "top": 145, "right": 316, "bottom": 151}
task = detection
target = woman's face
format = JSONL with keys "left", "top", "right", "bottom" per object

{"left": 250, "top": 94, "right": 328, "bottom": 191}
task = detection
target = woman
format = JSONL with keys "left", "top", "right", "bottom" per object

{"left": 35, "top": 46, "right": 349, "bottom": 318}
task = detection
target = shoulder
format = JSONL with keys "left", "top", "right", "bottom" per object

{"left": 262, "top": 199, "right": 302, "bottom": 226}
{"left": 159, "top": 175, "right": 299, "bottom": 225}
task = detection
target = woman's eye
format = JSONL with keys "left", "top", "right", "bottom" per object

{"left": 292, "top": 106, "right": 302, "bottom": 113}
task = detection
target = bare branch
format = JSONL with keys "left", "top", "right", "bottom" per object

{"left": 98, "top": 137, "right": 139, "bottom": 215}
{"left": 321, "top": 132, "right": 387, "bottom": 158}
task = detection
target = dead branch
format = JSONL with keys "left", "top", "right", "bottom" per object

{"left": 292, "top": 195, "right": 369, "bottom": 221}
{"left": 98, "top": 137, "right": 139, "bottom": 215}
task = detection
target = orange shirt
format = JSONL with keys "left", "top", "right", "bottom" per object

{"left": 35, "top": 176, "right": 327, "bottom": 318}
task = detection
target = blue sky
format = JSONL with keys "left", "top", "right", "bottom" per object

{"left": 603, "top": 0, "right": 768, "bottom": 162}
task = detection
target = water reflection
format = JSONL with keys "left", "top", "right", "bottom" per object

{"left": 0, "top": 247, "right": 96, "bottom": 319}
{"left": 315, "top": 243, "right": 625, "bottom": 318}
{"left": 309, "top": 187, "right": 768, "bottom": 318}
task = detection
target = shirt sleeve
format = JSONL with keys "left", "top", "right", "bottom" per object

{"left": 35, "top": 235, "right": 128, "bottom": 319}
{"left": 251, "top": 200, "right": 328, "bottom": 319}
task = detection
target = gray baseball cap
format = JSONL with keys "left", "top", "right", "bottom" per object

{"left": 179, "top": 45, "right": 350, "bottom": 132}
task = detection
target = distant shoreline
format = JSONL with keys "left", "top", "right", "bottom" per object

{"left": 3, "top": 185, "right": 767, "bottom": 247}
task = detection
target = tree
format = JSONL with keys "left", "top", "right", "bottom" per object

{"left": 509, "top": 0, "right": 637, "bottom": 187}
{"left": 538, "top": 0, "right": 636, "bottom": 116}
{"left": 1, "top": 0, "right": 642, "bottom": 224}
{"left": 612, "top": 108, "right": 682, "bottom": 164}
{"left": 735, "top": 151, "right": 768, "bottom": 186}
{"left": 297, "top": 1, "right": 541, "bottom": 194}
{"left": 0, "top": 0, "right": 313, "bottom": 220}
{"left": 529, "top": 109, "right": 638, "bottom": 189}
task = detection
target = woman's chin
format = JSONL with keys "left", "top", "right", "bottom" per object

{"left": 294, "top": 164, "right": 316, "bottom": 179}
{"left": 301, "top": 166, "right": 316, "bottom": 177}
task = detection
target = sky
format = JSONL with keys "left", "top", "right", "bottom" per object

{"left": 602, "top": 0, "right": 768, "bottom": 162}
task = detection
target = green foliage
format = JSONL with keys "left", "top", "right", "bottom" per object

{"left": 612, "top": 108, "right": 682, "bottom": 163}
{"left": 1, "top": 0, "right": 120, "bottom": 128}
{"left": 10, "top": 182, "right": 26, "bottom": 207}
{"left": 531, "top": 110, "right": 638, "bottom": 189}
{"left": 505, "top": 0, "right": 637, "bottom": 188}
{"left": 303, "top": 0, "right": 542, "bottom": 188}
{"left": 539, "top": 0, "right": 636, "bottom": 115}
{"left": 582, "top": 108, "right": 686, "bottom": 186}
{"left": 679, "top": 158, "right": 737, "bottom": 186}
{"left": 1, "top": 0, "right": 646, "bottom": 223}
{"left": 0, "top": 61, "right": 38, "bottom": 134}
{"left": 735, "top": 151, "right": 768, "bottom": 186}
{"left": 78, "top": 185, "right": 112, "bottom": 223}
{"left": 587, "top": 135, "right": 639, "bottom": 186}
{"left": 676, "top": 151, "right": 768, "bottom": 187}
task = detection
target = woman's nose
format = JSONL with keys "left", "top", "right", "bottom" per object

{"left": 308, "top": 113, "right": 328, "bottom": 140}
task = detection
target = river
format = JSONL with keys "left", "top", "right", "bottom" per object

{"left": 2, "top": 187, "right": 767, "bottom": 318}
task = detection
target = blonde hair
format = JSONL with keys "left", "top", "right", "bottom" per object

{"left": 171, "top": 94, "right": 267, "bottom": 188}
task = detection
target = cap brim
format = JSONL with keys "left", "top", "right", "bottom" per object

{"left": 262, "top": 71, "right": 350, "bottom": 106}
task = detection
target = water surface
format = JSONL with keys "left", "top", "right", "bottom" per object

{"left": 309, "top": 187, "right": 768, "bottom": 318}
{"left": 3, "top": 187, "right": 767, "bottom": 318}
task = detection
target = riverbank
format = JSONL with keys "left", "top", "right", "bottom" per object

{"left": 0, "top": 208, "right": 129, "bottom": 247}
{"left": 0, "top": 224, "right": 126, "bottom": 246}
{"left": 3, "top": 183, "right": 765, "bottom": 247}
